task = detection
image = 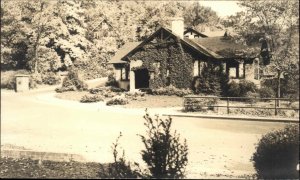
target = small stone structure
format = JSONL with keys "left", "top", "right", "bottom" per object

{"left": 15, "top": 74, "right": 30, "bottom": 92}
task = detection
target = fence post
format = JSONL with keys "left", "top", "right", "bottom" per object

{"left": 227, "top": 97, "right": 230, "bottom": 114}
{"left": 275, "top": 98, "right": 278, "bottom": 116}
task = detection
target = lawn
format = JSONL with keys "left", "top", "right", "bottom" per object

{"left": 0, "top": 157, "right": 105, "bottom": 178}
{"left": 55, "top": 91, "right": 184, "bottom": 108}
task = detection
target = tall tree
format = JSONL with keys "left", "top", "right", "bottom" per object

{"left": 224, "top": 0, "right": 299, "bottom": 98}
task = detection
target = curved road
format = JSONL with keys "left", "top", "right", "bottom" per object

{"left": 1, "top": 89, "right": 286, "bottom": 178}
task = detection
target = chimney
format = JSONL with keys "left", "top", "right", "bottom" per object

{"left": 171, "top": 17, "right": 184, "bottom": 39}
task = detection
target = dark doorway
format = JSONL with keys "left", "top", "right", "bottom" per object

{"left": 135, "top": 69, "right": 150, "bottom": 89}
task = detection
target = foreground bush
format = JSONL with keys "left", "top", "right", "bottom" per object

{"left": 103, "top": 111, "right": 189, "bottom": 178}
{"left": 139, "top": 111, "right": 189, "bottom": 178}
{"left": 99, "top": 133, "right": 140, "bottom": 179}
{"left": 252, "top": 124, "right": 299, "bottom": 179}
{"left": 80, "top": 95, "right": 104, "bottom": 103}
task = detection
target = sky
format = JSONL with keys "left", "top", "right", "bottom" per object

{"left": 199, "top": 1, "right": 244, "bottom": 17}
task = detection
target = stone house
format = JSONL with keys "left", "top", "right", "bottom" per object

{"left": 108, "top": 18, "right": 262, "bottom": 92}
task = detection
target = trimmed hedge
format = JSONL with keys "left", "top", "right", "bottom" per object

{"left": 252, "top": 124, "right": 299, "bottom": 179}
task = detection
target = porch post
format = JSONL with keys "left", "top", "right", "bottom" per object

{"left": 239, "top": 62, "right": 244, "bottom": 78}
{"left": 130, "top": 70, "right": 135, "bottom": 92}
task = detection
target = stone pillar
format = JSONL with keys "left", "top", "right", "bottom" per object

{"left": 239, "top": 62, "right": 244, "bottom": 78}
{"left": 129, "top": 70, "right": 135, "bottom": 92}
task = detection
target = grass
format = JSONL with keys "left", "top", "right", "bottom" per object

{"left": 123, "top": 95, "right": 183, "bottom": 108}
{"left": 0, "top": 157, "right": 107, "bottom": 178}
{"left": 55, "top": 91, "right": 90, "bottom": 101}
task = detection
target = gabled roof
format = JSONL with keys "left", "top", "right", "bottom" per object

{"left": 184, "top": 27, "right": 208, "bottom": 38}
{"left": 108, "top": 27, "right": 261, "bottom": 64}
{"left": 108, "top": 42, "right": 141, "bottom": 64}
{"left": 190, "top": 36, "right": 261, "bottom": 58}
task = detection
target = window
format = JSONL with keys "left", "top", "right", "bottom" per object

{"left": 194, "top": 60, "right": 204, "bottom": 77}
{"left": 229, "top": 67, "right": 237, "bottom": 78}
{"left": 121, "top": 66, "right": 129, "bottom": 80}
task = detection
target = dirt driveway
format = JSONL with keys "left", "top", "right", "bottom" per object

{"left": 1, "top": 90, "right": 286, "bottom": 178}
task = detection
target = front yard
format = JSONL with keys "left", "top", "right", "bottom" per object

{"left": 54, "top": 90, "right": 299, "bottom": 119}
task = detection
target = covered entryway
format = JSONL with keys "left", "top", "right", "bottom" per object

{"left": 135, "top": 69, "right": 150, "bottom": 89}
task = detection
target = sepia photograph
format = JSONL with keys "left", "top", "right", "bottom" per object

{"left": 1, "top": 0, "right": 299, "bottom": 179}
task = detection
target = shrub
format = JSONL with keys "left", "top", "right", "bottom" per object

{"left": 105, "top": 72, "right": 118, "bottom": 87}
{"left": 259, "top": 87, "right": 275, "bottom": 99}
{"left": 99, "top": 133, "right": 140, "bottom": 178}
{"left": 80, "top": 95, "right": 104, "bottom": 103}
{"left": 245, "top": 92, "right": 259, "bottom": 104}
{"left": 151, "top": 85, "right": 192, "bottom": 97}
{"left": 252, "top": 124, "right": 299, "bottom": 179}
{"left": 104, "top": 111, "right": 189, "bottom": 179}
{"left": 184, "top": 96, "right": 218, "bottom": 112}
{"left": 192, "top": 64, "right": 228, "bottom": 96}
{"left": 41, "top": 72, "right": 61, "bottom": 85}
{"left": 125, "top": 91, "right": 145, "bottom": 101}
{"left": 227, "top": 80, "right": 257, "bottom": 97}
{"left": 138, "top": 111, "right": 189, "bottom": 178}
{"left": 60, "top": 68, "right": 88, "bottom": 92}
{"left": 106, "top": 95, "right": 129, "bottom": 106}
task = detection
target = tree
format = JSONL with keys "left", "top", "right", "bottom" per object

{"left": 224, "top": 0, "right": 299, "bottom": 99}
{"left": 139, "top": 111, "right": 188, "bottom": 178}
{"left": 184, "top": 2, "right": 219, "bottom": 28}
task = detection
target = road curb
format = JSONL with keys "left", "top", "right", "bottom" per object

{"left": 161, "top": 114, "right": 299, "bottom": 123}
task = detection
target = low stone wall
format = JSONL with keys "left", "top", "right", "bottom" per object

{"left": 1, "top": 149, "right": 86, "bottom": 162}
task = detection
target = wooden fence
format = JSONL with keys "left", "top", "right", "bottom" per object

{"left": 183, "top": 96, "right": 299, "bottom": 116}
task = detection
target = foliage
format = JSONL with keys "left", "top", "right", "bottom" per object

{"left": 80, "top": 94, "right": 103, "bottom": 103}
{"left": 57, "top": 68, "right": 87, "bottom": 92}
{"left": 105, "top": 72, "right": 118, "bottom": 87}
{"left": 41, "top": 72, "right": 61, "bottom": 85}
{"left": 106, "top": 95, "right": 129, "bottom": 106}
{"left": 252, "top": 124, "right": 299, "bottom": 179}
{"left": 226, "top": 80, "right": 257, "bottom": 97}
{"left": 261, "top": 77, "right": 299, "bottom": 98}
{"left": 259, "top": 87, "right": 275, "bottom": 99}
{"left": 184, "top": 96, "right": 218, "bottom": 112}
{"left": 0, "top": 70, "right": 38, "bottom": 89}
{"left": 151, "top": 85, "right": 192, "bottom": 97}
{"left": 138, "top": 111, "right": 188, "bottom": 178}
{"left": 224, "top": 1, "right": 299, "bottom": 98}
{"left": 130, "top": 38, "right": 195, "bottom": 89}
{"left": 99, "top": 133, "right": 141, "bottom": 179}
{"left": 245, "top": 91, "right": 259, "bottom": 104}
{"left": 192, "top": 63, "right": 228, "bottom": 95}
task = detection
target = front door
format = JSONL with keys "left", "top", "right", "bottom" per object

{"left": 135, "top": 69, "right": 149, "bottom": 89}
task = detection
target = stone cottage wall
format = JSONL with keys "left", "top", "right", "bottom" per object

{"left": 129, "top": 41, "right": 196, "bottom": 89}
